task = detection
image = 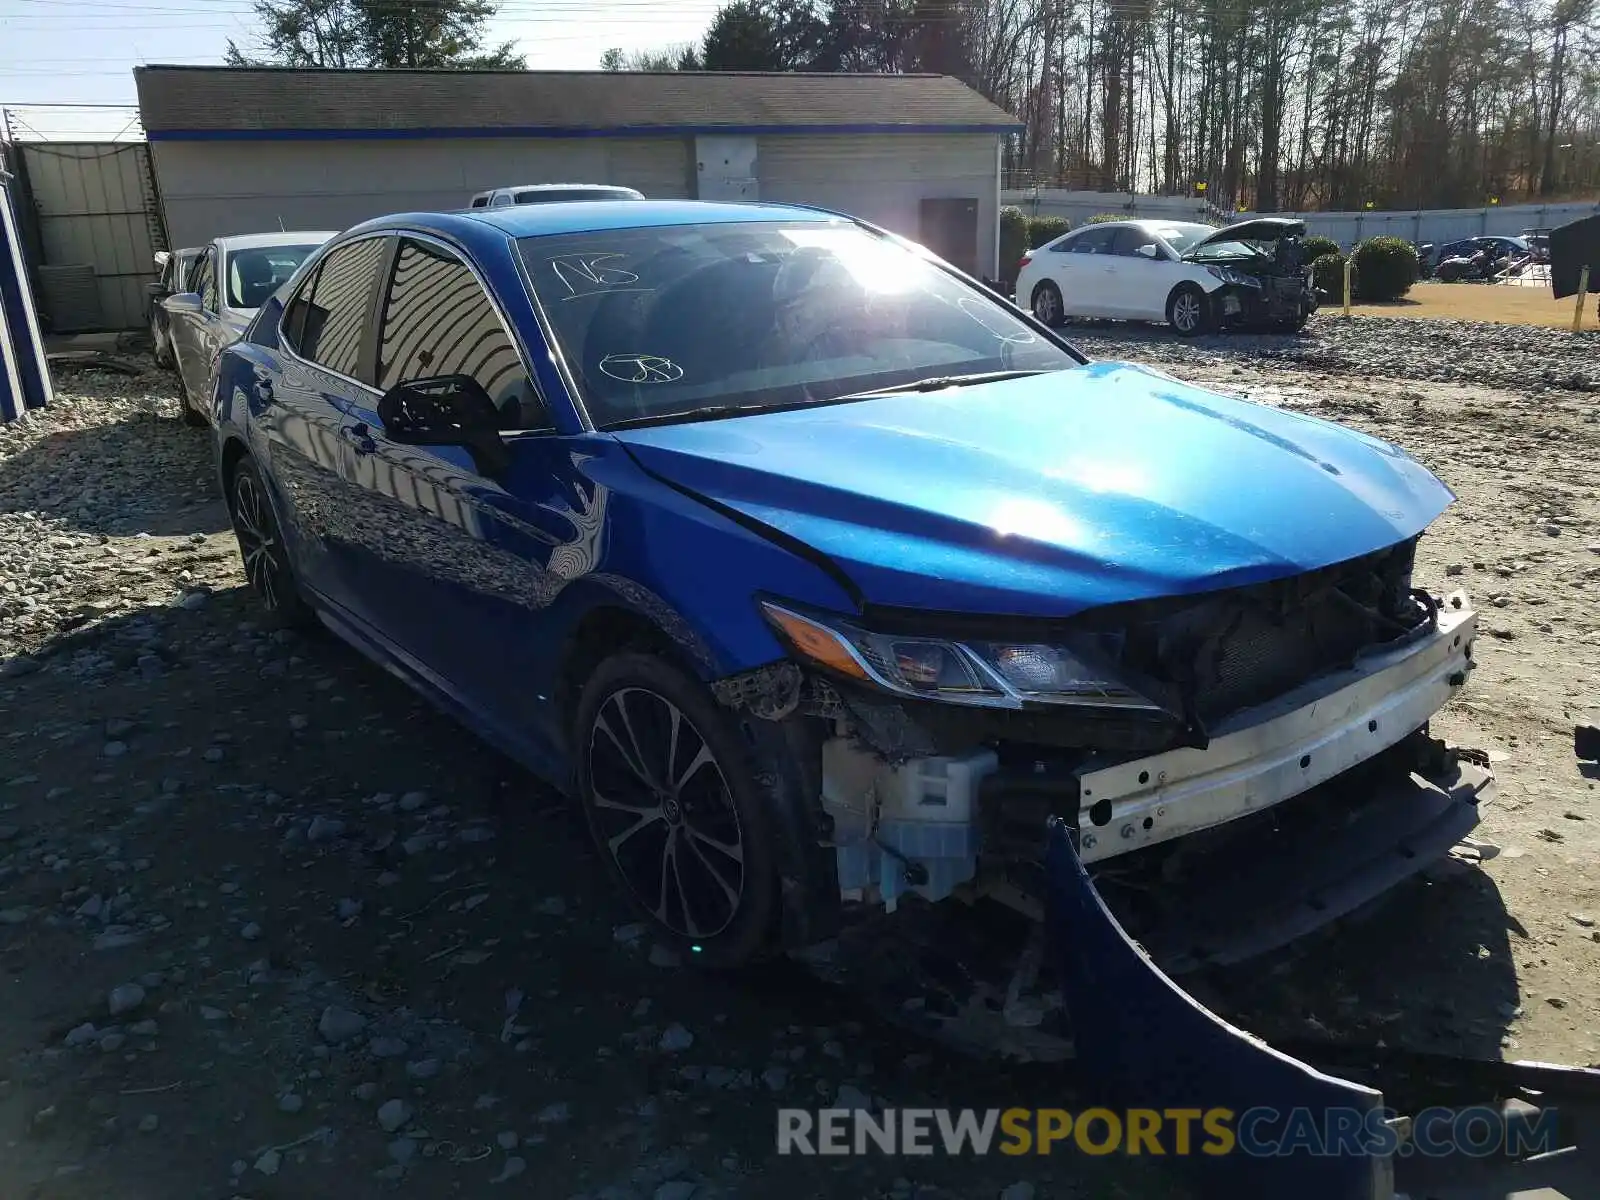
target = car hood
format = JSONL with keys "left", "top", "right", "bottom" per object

{"left": 613, "top": 362, "right": 1454, "bottom": 618}
{"left": 1188, "top": 217, "right": 1306, "bottom": 254}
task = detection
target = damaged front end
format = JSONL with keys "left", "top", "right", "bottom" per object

{"left": 716, "top": 534, "right": 1490, "bottom": 972}
{"left": 710, "top": 542, "right": 1537, "bottom": 1197}
{"left": 1185, "top": 216, "right": 1319, "bottom": 331}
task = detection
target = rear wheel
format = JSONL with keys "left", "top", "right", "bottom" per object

{"left": 574, "top": 653, "right": 779, "bottom": 967}
{"left": 228, "top": 456, "right": 313, "bottom": 627}
{"left": 1030, "top": 280, "right": 1065, "bottom": 328}
{"left": 1166, "top": 284, "right": 1214, "bottom": 337}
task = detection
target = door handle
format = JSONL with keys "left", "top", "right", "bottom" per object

{"left": 339, "top": 423, "right": 377, "bottom": 455}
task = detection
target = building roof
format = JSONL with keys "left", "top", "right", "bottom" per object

{"left": 133, "top": 66, "right": 1022, "bottom": 141}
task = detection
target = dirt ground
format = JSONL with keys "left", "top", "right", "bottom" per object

{"left": 1348, "top": 281, "right": 1594, "bottom": 328}
{"left": 2, "top": 345, "right": 1599, "bottom": 1199}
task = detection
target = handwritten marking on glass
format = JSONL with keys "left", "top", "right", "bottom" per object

{"left": 548, "top": 254, "right": 642, "bottom": 299}
{"left": 599, "top": 354, "right": 683, "bottom": 384}
{"left": 958, "top": 295, "right": 1038, "bottom": 344}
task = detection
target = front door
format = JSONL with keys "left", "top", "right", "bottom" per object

{"left": 173, "top": 246, "right": 223, "bottom": 405}
{"left": 333, "top": 234, "right": 593, "bottom": 766}
{"left": 1101, "top": 225, "right": 1181, "bottom": 319}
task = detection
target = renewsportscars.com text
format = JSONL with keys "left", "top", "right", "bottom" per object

{"left": 777, "top": 1105, "right": 1559, "bottom": 1159}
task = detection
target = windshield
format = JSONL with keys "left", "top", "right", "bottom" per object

{"left": 226, "top": 244, "right": 321, "bottom": 310}
{"left": 517, "top": 221, "right": 1081, "bottom": 429}
{"left": 1150, "top": 223, "right": 1213, "bottom": 254}
{"left": 1186, "top": 238, "right": 1272, "bottom": 262}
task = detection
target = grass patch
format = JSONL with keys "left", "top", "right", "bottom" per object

{"left": 1345, "top": 282, "right": 1591, "bottom": 329}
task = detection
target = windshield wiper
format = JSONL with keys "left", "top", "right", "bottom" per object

{"left": 602, "top": 400, "right": 820, "bottom": 431}
{"left": 601, "top": 370, "right": 1059, "bottom": 432}
{"left": 832, "top": 368, "right": 1056, "bottom": 401}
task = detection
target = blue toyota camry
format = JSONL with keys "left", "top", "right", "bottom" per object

{"left": 210, "top": 200, "right": 1486, "bottom": 970}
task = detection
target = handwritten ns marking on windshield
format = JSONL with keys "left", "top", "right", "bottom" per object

{"left": 599, "top": 354, "right": 683, "bottom": 384}
{"left": 548, "top": 254, "right": 651, "bottom": 300}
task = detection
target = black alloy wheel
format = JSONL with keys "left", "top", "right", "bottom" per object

{"left": 576, "top": 653, "right": 777, "bottom": 965}
{"left": 228, "top": 457, "right": 312, "bottom": 627}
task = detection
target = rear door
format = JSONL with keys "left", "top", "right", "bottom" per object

{"left": 1054, "top": 226, "right": 1117, "bottom": 316}
{"left": 262, "top": 235, "right": 391, "bottom": 616}
{"left": 334, "top": 233, "right": 581, "bottom": 762}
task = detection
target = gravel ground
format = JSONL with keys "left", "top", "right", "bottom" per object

{"left": 0, "top": 373, "right": 1158, "bottom": 1200}
{"left": 3, "top": 314, "right": 1599, "bottom": 1198}
{"left": 1065, "top": 313, "right": 1600, "bottom": 395}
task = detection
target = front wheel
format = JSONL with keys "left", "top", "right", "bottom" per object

{"left": 1030, "top": 280, "right": 1065, "bottom": 328}
{"left": 574, "top": 653, "right": 779, "bottom": 967}
{"left": 150, "top": 317, "right": 172, "bottom": 369}
{"left": 1166, "top": 284, "right": 1214, "bottom": 337}
{"left": 177, "top": 368, "right": 208, "bottom": 427}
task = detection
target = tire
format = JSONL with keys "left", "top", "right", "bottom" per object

{"left": 150, "top": 317, "right": 171, "bottom": 369}
{"left": 1030, "top": 280, "right": 1065, "bottom": 328}
{"left": 177, "top": 369, "right": 208, "bottom": 427}
{"left": 227, "top": 455, "right": 314, "bottom": 627}
{"left": 1166, "top": 284, "right": 1213, "bottom": 337}
{"left": 574, "top": 652, "right": 780, "bottom": 967}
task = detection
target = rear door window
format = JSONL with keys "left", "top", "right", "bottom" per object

{"left": 297, "top": 238, "right": 387, "bottom": 381}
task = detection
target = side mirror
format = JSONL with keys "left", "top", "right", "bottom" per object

{"left": 164, "top": 291, "right": 202, "bottom": 316}
{"left": 378, "top": 374, "right": 509, "bottom": 478}
{"left": 154, "top": 251, "right": 171, "bottom": 271}
{"left": 1136, "top": 244, "right": 1159, "bottom": 259}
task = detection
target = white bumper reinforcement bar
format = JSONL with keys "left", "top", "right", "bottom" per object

{"left": 1076, "top": 591, "right": 1478, "bottom": 864}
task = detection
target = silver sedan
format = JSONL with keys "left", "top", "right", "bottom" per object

{"left": 164, "top": 230, "right": 336, "bottom": 426}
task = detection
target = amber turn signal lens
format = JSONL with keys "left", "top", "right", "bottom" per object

{"left": 760, "top": 604, "right": 870, "bottom": 682}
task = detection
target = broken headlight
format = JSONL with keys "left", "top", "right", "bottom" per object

{"left": 760, "top": 601, "right": 1160, "bottom": 711}
{"left": 1203, "top": 265, "right": 1260, "bottom": 287}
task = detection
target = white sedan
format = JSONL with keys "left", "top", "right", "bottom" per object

{"left": 1014, "top": 218, "right": 1317, "bottom": 336}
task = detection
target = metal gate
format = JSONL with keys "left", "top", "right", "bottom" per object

{"left": 11, "top": 141, "right": 166, "bottom": 332}
{"left": 1, "top": 168, "right": 53, "bottom": 422}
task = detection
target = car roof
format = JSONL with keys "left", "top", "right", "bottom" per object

{"left": 215, "top": 231, "right": 340, "bottom": 251}
{"left": 345, "top": 200, "right": 846, "bottom": 243}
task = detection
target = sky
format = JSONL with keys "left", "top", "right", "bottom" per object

{"left": 0, "top": 0, "right": 719, "bottom": 139}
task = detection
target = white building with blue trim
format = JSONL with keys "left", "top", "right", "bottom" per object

{"left": 133, "top": 66, "right": 1020, "bottom": 281}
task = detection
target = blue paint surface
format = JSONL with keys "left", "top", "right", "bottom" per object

{"left": 618, "top": 360, "right": 1452, "bottom": 616}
